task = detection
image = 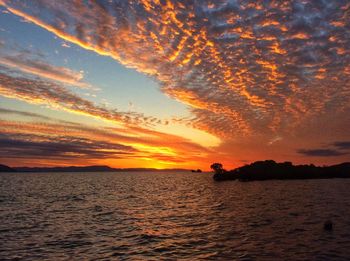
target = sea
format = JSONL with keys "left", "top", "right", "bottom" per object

{"left": 1, "top": 171, "right": 350, "bottom": 260}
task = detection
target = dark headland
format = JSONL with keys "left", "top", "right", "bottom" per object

{"left": 211, "top": 160, "right": 350, "bottom": 181}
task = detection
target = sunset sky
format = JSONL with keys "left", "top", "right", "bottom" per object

{"left": 0, "top": 0, "right": 349, "bottom": 170}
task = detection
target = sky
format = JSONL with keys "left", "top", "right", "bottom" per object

{"left": 0, "top": 0, "right": 349, "bottom": 170}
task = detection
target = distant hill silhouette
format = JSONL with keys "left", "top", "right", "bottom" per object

{"left": 0, "top": 164, "right": 188, "bottom": 173}
{"left": 212, "top": 160, "right": 350, "bottom": 181}
{"left": 0, "top": 164, "right": 16, "bottom": 172}
{"left": 15, "top": 165, "right": 116, "bottom": 172}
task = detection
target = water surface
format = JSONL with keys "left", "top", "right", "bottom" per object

{"left": 1, "top": 171, "right": 350, "bottom": 260}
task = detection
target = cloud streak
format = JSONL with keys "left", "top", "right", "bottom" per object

{"left": 333, "top": 141, "right": 350, "bottom": 151}
{"left": 0, "top": 133, "right": 135, "bottom": 160}
{"left": 0, "top": 116, "right": 212, "bottom": 167}
{"left": 297, "top": 149, "right": 347, "bottom": 157}
{"left": 297, "top": 140, "right": 350, "bottom": 157}
{"left": 0, "top": 54, "right": 88, "bottom": 88}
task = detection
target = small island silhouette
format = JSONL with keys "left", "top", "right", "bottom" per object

{"left": 211, "top": 160, "right": 350, "bottom": 181}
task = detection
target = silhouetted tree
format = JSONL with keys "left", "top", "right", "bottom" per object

{"left": 212, "top": 160, "right": 350, "bottom": 181}
{"left": 210, "top": 163, "right": 224, "bottom": 174}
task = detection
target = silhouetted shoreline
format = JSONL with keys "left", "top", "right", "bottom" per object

{"left": 212, "top": 160, "right": 350, "bottom": 181}
{"left": 0, "top": 164, "right": 188, "bottom": 173}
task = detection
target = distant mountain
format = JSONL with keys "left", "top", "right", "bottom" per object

{"left": 213, "top": 160, "right": 350, "bottom": 181}
{"left": 8, "top": 165, "right": 188, "bottom": 172}
{"left": 14, "top": 165, "right": 115, "bottom": 172}
{"left": 0, "top": 164, "right": 16, "bottom": 172}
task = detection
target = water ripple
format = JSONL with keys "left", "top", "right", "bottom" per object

{"left": 1, "top": 172, "right": 350, "bottom": 260}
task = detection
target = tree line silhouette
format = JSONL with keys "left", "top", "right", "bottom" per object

{"left": 211, "top": 160, "right": 350, "bottom": 181}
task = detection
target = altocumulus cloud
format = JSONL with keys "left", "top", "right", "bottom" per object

{"left": 0, "top": 70, "right": 162, "bottom": 126}
{"left": 1, "top": 0, "right": 350, "bottom": 139}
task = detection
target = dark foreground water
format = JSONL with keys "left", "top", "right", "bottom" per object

{"left": 1, "top": 172, "right": 350, "bottom": 260}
